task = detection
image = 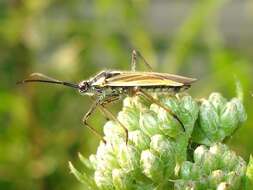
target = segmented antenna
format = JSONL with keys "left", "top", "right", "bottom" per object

{"left": 17, "top": 73, "right": 80, "bottom": 89}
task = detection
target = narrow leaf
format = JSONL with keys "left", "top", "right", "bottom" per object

{"left": 245, "top": 155, "right": 253, "bottom": 190}
{"left": 68, "top": 161, "right": 98, "bottom": 190}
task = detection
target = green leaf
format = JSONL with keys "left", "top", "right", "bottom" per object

{"left": 68, "top": 161, "right": 98, "bottom": 190}
{"left": 78, "top": 152, "right": 95, "bottom": 170}
{"left": 245, "top": 155, "right": 253, "bottom": 190}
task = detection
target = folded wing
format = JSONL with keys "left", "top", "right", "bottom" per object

{"left": 100, "top": 71, "right": 196, "bottom": 87}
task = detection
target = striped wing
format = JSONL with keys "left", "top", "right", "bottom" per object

{"left": 102, "top": 71, "right": 196, "bottom": 87}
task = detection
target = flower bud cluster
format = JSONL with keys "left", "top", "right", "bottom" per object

{"left": 92, "top": 94, "right": 199, "bottom": 189}
{"left": 192, "top": 93, "right": 247, "bottom": 145}
{"left": 69, "top": 92, "right": 248, "bottom": 190}
{"left": 175, "top": 143, "right": 246, "bottom": 190}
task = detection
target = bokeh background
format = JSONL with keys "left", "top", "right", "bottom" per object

{"left": 0, "top": 0, "right": 253, "bottom": 189}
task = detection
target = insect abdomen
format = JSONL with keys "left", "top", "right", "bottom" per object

{"left": 142, "top": 85, "right": 190, "bottom": 94}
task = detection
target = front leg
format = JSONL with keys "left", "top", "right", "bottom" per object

{"left": 83, "top": 95, "right": 129, "bottom": 144}
{"left": 82, "top": 98, "right": 106, "bottom": 143}
{"left": 96, "top": 96, "right": 129, "bottom": 144}
{"left": 83, "top": 94, "right": 117, "bottom": 124}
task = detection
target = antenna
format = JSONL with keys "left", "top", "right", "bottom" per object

{"left": 17, "top": 73, "right": 80, "bottom": 89}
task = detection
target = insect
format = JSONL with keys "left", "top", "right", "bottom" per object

{"left": 17, "top": 50, "right": 196, "bottom": 143}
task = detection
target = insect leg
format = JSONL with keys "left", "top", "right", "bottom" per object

{"left": 136, "top": 89, "right": 185, "bottom": 131}
{"left": 131, "top": 49, "right": 137, "bottom": 72}
{"left": 100, "top": 95, "right": 120, "bottom": 107}
{"left": 82, "top": 99, "right": 106, "bottom": 143}
{"left": 131, "top": 49, "right": 153, "bottom": 71}
{"left": 89, "top": 96, "right": 129, "bottom": 144}
{"left": 97, "top": 104, "right": 129, "bottom": 144}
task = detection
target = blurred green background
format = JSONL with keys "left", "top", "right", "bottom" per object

{"left": 0, "top": 0, "right": 253, "bottom": 189}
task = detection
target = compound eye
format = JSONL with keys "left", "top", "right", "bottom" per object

{"left": 79, "top": 81, "right": 88, "bottom": 92}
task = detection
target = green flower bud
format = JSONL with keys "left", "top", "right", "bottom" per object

{"left": 94, "top": 169, "right": 114, "bottom": 190}
{"left": 225, "top": 171, "right": 241, "bottom": 189}
{"left": 181, "top": 163, "right": 201, "bottom": 181}
{"left": 209, "top": 170, "right": 225, "bottom": 188}
{"left": 112, "top": 169, "right": 134, "bottom": 190}
{"left": 95, "top": 142, "right": 119, "bottom": 172}
{"left": 209, "top": 143, "right": 229, "bottom": 168}
{"left": 150, "top": 134, "right": 174, "bottom": 156}
{"left": 103, "top": 121, "right": 123, "bottom": 137}
{"left": 118, "top": 107, "right": 139, "bottom": 131}
{"left": 103, "top": 121, "right": 125, "bottom": 147}
{"left": 199, "top": 100, "right": 220, "bottom": 138}
{"left": 173, "top": 134, "right": 190, "bottom": 167}
{"left": 161, "top": 96, "right": 180, "bottom": 115}
{"left": 123, "top": 96, "right": 149, "bottom": 110}
{"left": 181, "top": 96, "right": 199, "bottom": 116}
{"left": 179, "top": 95, "right": 199, "bottom": 131}
{"left": 193, "top": 145, "right": 208, "bottom": 164}
{"left": 220, "top": 102, "right": 239, "bottom": 134}
{"left": 89, "top": 154, "right": 97, "bottom": 169}
{"left": 209, "top": 143, "right": 228, "bottom": 157}
{"left": 191, "top": 122, "right": 213, "bottom": 145}
{"left": 231, "top": 98, "right": 247, "bottom": 122}
{"left": 140, "top": 149, "right": 164, "bottom": 182}
{"left": 139, "top": 110, "right": 161, "bottom": 137}
{"left": 201, "top": 152, "right": 219, "bottom": 175}
{"left": 150, "top": 135, "right": 176, "bottom": 177}
{"left": 234, "top": 157, "right": 247, "bottom": 176}
{"left": 128, "top": 130, "right": 150, "bottom": 151}
{"left": 117, "top": 144, "right": 140, "bottom": 173}
{"left": 122, "top": 96, "right": 137, "bottom": 108}
{"left": 150, "top": 95, "right": 199, "bottom": 139}
{"left": 156, "top": 108, "right": 182, "bottom": 138}
{"left": 208, "top": 92, "right": 227, "bottom": 113}
{"left": 95, "top": 142, "right": 113, "bottom": 160}
{"left": 180, "top": 161, "right": 194, "bottom": 180}
{"left": 192, "top": 93, "right": 247, "bottom": 145}
{"left": 221, "top": 150, "right": 238, "bottom": 171}
{"left": 161, "top": 95, "right": 199, "bottom": 129}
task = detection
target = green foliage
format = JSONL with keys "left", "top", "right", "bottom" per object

{"left": 245, "top": 155, "right": 253, "bottom": 190}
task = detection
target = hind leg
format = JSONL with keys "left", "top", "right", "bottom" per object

{"left": 131, "top": 49, "right": 153, "bottom": 72}
{"left": 134, "top": 88, "right": 185, "bottom": 131}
